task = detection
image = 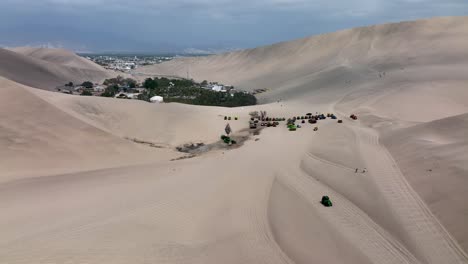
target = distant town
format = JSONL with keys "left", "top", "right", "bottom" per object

{"left": 81, "top": 54, "right": 176, "bottom": 72}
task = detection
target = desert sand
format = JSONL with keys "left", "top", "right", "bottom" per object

{"left": 8, "top": 47, "right": 105, "bottom": 71}
{"left": 0, "top": 47, "right": 113, "bottom": 90}
{"left": 1, "top": 16, "right": 468, "bottom": 263}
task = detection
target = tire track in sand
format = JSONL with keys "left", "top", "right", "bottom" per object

{"left": 350, "top": 125, "right": 468, "bottom": 263}
{"left": 276, "top": 168, "right": 419, "bottom": 264}
{"left": 243, "top": 174, "right": 295, "bottom": 264}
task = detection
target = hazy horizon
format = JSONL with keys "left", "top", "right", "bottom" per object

{"left": 1, "top": 1, "right": 468, "bottom": 53}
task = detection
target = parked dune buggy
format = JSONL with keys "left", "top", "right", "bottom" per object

{"left": 321, "top": 196, "right": 333, "bottom": 207}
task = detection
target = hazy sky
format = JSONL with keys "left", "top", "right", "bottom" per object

{"left": 0, "top": 0, "right": 467, "bottom": 53}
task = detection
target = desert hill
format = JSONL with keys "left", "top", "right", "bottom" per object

{"left": 137, "top": 16, "right": 468, "bottom": 121}
{"left": 135, "top": 15, "right": 468, "bottom": 260}
{"left": 0, "top": 77, "right": 179, "bottom": 182}
{"left": 0, "top": 47, "right": 113, "bottom": 90}
{"left": 9, "top": 47, "right": 104, "bottom": 71}
{"left": 382, "top": 113, "right": 468, "bottom": 250}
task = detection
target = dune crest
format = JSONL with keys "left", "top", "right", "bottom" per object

{"left": 0, "top": 47, "right": 113, "bottom": 90}
{"left": 9, "top": 47, "right": 104, "bottom": 71}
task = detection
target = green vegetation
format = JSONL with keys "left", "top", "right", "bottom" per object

{"left": 80, "top": 90, "right": 93, "bottom": 96}
{"left": 101, "top": 84, "right": 120, "bottom": 97}
{"left": 82, "top": 81, "right": 93, "bottom": 89}
{"left": 100, "top": 76, "right": 256, "bottom": 107}
{"left": 126, "top": 78, "right": 137, "bottom": 88}
{"left": 143, "top": 78, "right": 158, "bottom": 90}
{"left": 103, "top": 76, "right": 137, "bottom": 88}
{"left": 220, "top": 135, "right": 237, "bottom": 145}
{"left": 143, "top": 77, "right": 194, "bottom": 90}
{"left": 100, "top": 76, "right": 140, "bottom": 97}
{"left": 140, "top": 77, "right": 256, "bottom": 107}
{"left": 103, "top": 76, "right": 124, "bottom": 86}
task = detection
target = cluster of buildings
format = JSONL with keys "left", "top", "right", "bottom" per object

{"left": 83, "top": 55, "right": 174, "bottom": 72}
{"left": 201, "top": 83, "right": 243, "bottom": 96}
{"left": 57, "top": 83, "right": 165, "bottom": 103}
{"left": 114, "top": 93, "right": 163, "bottom": 103}
{"left": 57, "top": 79, "right": 249, "bottom": 104}
{"left": 57, "top": 84, "right": 106, "bottom": 95}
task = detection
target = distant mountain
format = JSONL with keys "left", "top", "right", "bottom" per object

{"left": 182, "top": 47, "right": 241, "bottom": 55}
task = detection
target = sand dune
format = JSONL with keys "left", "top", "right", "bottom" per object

{"left": 0, "top": 77, "right": 178, "bottom": 182}
{"left": 383, "top": 113, "right": 468, "bottom": 251}
{"left": 0, "top": 47, "right": 113, "bottom": 90}
{"left": 1, "top": 16, "right": 468, "bottom": 263}
{"left": 137, "top": 16, "right": 468, "bottom": 113}
{"left": 29, "top": 87, "right": 251, "bottom": 146}
{"left": 9, "top": 47, "right": 104, "bottom": 71}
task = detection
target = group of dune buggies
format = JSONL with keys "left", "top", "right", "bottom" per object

{"left": 224, "top": 116, "right": 238, "bottom": 121}
{"left": 285, "top": 112, "right": 345, "bottom": 131}
{"left": 249, "top": 117, "right": 285, "bottom": 129}
{"left": 249, "top": 112, "right": 353, "bottom": 131}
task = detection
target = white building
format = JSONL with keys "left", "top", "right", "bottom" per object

{"left": 127, "top": 93, "right": 141, "bottom": 99}
{"left": 150, "top": 96, "right": 164, "bottom": 103}
{"left": 93, "top": 85, "right": 105, "bottom": 92}
{"left": 73, "top": 86, "right": 84, "bottom": 92}
{"left": 114, "top": 93, "right": 140, "bottom": 99}
{"left": 211, "top": 85, "right": 225, "bottom": 92}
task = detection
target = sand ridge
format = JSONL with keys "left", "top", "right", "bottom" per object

{"left": 9, "top": 47, "right": 105, "bottom": 71}
{"left": 0, "top": 47, "right": 114, "bottom": 90}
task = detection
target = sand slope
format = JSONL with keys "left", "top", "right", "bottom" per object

{"left": 134, "top": 15, "right": 468, "bottom": 261}
{"left": 383, "top": 113, "right": 468, "bottom": 251}
{"left": 9, "top": 47, "right": 104, "bottom": 71}
{"left": 29, "top": 87, "right": 251, "bottom": 146}
{"left": 0, "top": 48, "right": 113, "bottom": 90}
{"left": 1, "top": 17, "right": 468, "bottom": 263}
{"left": 0, "top": 77, "right": 177, "bottom": 182}
{"left": 137, "top": 16, "right": 468, "bottom": 109}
